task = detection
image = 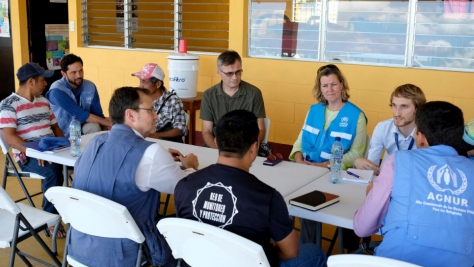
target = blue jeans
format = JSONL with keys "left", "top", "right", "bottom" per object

{"left": 280, "top": 243, "right": 327, "bottom": 267}
{"left": 19, "top": 157, "right": 63, "bottom": 214}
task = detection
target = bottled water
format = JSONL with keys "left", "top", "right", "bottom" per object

{"left": 69, "top": 116, "right": 82, "bottom": 157}
{"left": 329, "top": 137, "right": 343, "bottom": 184}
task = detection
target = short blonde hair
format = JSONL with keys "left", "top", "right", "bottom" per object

{"left": 312, "top": 64, "right": 350, "bottom": 105}
{"left": 390, "top": 84, "right": 426, "bottom": 109}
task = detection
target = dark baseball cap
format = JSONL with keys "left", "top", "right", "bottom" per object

{"left": 16, "top": 63, "right": 54, "bottom": 82}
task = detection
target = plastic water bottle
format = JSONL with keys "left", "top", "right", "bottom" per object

{"left": 69, "top": 116, "right": 82, "bottom": 157}
{"left": 329, "top": 137, "right": 343, "bottom": 184}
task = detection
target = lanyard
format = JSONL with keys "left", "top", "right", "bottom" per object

{"left": 395, "top": 132, "right": 414, "bottom": 151}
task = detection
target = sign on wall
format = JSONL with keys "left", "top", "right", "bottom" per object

{"left": 45, "top": 24, "right": 69, "bottom": 70}
{"left": 0, "top": 0, "right": 10, "bottom": 38}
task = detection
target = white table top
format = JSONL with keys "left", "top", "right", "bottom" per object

{"left": 284, "top": 171, "right": 368, "bottom": 230}
{"left": 250, "top": 157, "right": 329, "bottom": 198}
{"left": 147, "top": 138, "right": 204, "bottom": 157}
{"left": 25, "top": 131, "right": 105, "bottom": 167}
{"left": 153, "top": 139, "right": 329, "bottom": 197}
{"left": 25, "top": 131, "right": 329, "bottom": 198}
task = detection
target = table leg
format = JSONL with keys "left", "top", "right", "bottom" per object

{"left": 62, "top": 165, "right": 68, "bottom": 187}
{"left": 315, "top": 221, "right": 322, "bottom": 247}
{"left": 338, "top": 226, "right": 344, "bottom": 254}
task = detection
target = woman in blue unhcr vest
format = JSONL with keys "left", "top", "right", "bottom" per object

{"left": 289, "top": 64, "right": 368, "bottom": 251}
{"left": 289, "top": 64, "right": 367, "bottom": 167}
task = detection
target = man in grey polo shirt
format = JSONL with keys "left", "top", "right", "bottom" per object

{"left": 200, "top": 50, "right": 266, "bottom": 148}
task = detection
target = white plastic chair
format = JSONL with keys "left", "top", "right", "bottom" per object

{"left": 327, "top": 254, "right": 422, "bottom": 267}
{"left": 157, "top": 217, "right": 270, "bottom": 267}
{"left": 0, "top": 186, "right": 61, "bottom": 267}
{"left": 263, "top": 117, "right": 270, "bottom": 143}
{"left": 0, "top": 130, "right": 45, "bottom": 206}
{"left": 45, "top": 186, "right": 147, "bottom": 267}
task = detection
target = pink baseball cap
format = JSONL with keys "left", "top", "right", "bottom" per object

{"left": 131, "top": 63, "right": 165, "bottom": 80}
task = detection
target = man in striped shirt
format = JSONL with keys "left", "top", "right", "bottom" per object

{"left": 0, "top": 62, "right": 65, "bottom": 237}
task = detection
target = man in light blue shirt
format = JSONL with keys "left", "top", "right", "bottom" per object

{"left": 354, "top": 84, "right": 426, "bottom": 175}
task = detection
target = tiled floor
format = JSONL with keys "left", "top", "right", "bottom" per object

{"left": 0, "top": 152, "right": 381, "bottom": 266}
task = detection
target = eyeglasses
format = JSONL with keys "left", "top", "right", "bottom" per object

{"left": 219, "top": 69, "right": 243, "bottom": 77}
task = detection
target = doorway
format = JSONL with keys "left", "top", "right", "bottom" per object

{"left": 27, "top": 0, "right": 68, "bottom": 92}
{"left": 0, "top": 0, "right": 13, "bottom": 101}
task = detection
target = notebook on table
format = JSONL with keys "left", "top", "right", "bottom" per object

{"left": 289, "top": 190, "right": 340, "bottom": 211}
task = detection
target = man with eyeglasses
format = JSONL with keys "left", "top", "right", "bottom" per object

{"left": 200, "top": 50, "right": 266, "bottom": 148}
{"left": 47, "top": 54, "right": 111, "bottom": 138}
{"left": 132, "top": 63, "right": 187, "bottom": 143}
{"left": 354, "top": 84, "right": 426, "bottom": 175}
{"left": 70, "top": 86, "right": 198, "bottom": 266}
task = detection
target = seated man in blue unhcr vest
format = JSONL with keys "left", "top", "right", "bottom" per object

{"left": 174, "top": 109, "right": 327, "bottom": 267}
{"left": 70, "top": 86, "right": 199, "bottom": 266}
{"left": 46, "top": 53, "right": 112, "bottom": 138}
{"left": 354, "top": 101, "right": 474, "bottom": 266}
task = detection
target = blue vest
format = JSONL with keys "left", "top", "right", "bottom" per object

{"left": 302, "top": 102, "right": 363, "bottom": 162}
{"left": 376, "top": 145, "right": 474, "bottom": 266}
{"left": 70, "top": 124, "right": 172, "bottom": 266}
{"left": 47, "top": 77, "right": 96, "bottom": 138}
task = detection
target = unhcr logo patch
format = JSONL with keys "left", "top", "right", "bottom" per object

{"left": 339, "top": 116, "right": 349, "bottom": 127}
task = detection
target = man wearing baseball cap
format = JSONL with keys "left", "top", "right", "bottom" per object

{"left": 0, "top": 63, "right": 66, "bottom": 237}
{"left": 132, "top": 63, "right": 187, "bottom": 143}
{"left": 47, "top": 54, "right": 111, "bottom": 138}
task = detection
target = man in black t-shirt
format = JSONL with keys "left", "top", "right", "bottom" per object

{"left": 175, "top": 110, "right": 326, "bottom": 267}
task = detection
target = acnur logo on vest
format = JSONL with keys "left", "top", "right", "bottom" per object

{"left": 426, "top": 164, "right": 468, "bottom": 207}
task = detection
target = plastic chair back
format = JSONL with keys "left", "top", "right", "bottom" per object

{"left": 0, "top": 187, "right": 21, "bottom": 215}
{"left": 45, "top": 186, "right": 145, "bottom": 243}
{"left": 157, "top": 218, "right": 270, "bottom": 267}
{"left": 327, "top": 254, "right": 422, "bottom": 267}
{"left": 0, "top": 128, "right": 45, "bottom": 208}
{"left": 0, "top": 186, "right": 61, "bottom": 266}
{"left": 0, "top": 130, "right": 11, "bottom": 154}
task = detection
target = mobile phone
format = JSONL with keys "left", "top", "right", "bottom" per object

{"left": 18, "top": 152, "right": 28, "bottom": 165}
{"left": 263, "top": 158, "right": 283, "bottom": 166}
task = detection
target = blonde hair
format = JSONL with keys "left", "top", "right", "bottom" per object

{"left": 390, "top": 84, "right": 426, "bottom": 109}
{"left": 312, "top": 64, "right": 350, "bottom": 105}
